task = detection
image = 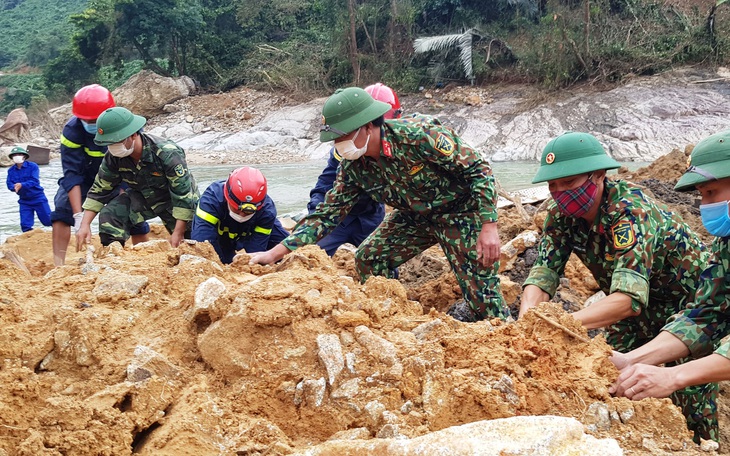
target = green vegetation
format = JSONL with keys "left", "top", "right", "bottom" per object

{"left": 0, "top": 0, "right": 87, "bottom": 68}
{"left": 2, "top": 0, "right": 730, "bottom": 115}
{"left": 0, "top": 73, "right": 44, "bottom": 114}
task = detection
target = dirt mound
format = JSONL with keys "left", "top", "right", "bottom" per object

{"left": 1, "top": 137, "right": 726, "bottom": 454}
{"left": 611, "top": 142, "right": 711, "bottom": 243}
{"left": 0, "top": 231, "right": 712, "bottom": 455}
{"left": 617, "top": 146, "right": 692, "bottom": 183}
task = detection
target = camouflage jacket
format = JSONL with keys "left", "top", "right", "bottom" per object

{"left": 82, "top": 134, "right": 199, "bottom": 221}
{"left": 663, "top": 237, "right": 730, "bottom": 359}
{"left": 524, "top": 179, "right": 708, "bottom": 343}
{"left": 283, "top": 115, "right": 497, "bottom": 250}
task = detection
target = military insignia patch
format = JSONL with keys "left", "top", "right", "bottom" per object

{"left": 546, "top": 152, "right": 555, "bottom": 164}
{"left": 612, "top": 220, "right": 636, "bottom": 249}
{"left": 408, "top": 163, "right": 424, "bottom": 175}
{"left": 435, "top": 133, "right": 454, "bottom": 156}
{"left": 382, "top": 140, "right": 393, "bottom": 158}
{"left": 174, "top": 164, "right": 186, "bottom": 177}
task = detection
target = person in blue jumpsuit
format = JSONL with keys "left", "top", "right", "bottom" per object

{"left": 307, "top": 83, "right": 402, "bottom": 256}
{"left": 6, "top": 146, "right": 51, "bottom": 232}
{"left": 192, "top": 166, "right": 289, "bottom": 264}
{"left": 51, "top": 84, "right": 149, "bottom": 265}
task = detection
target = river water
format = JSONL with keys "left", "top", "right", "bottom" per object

{"left": 0, "top": 159, "right": 647, "bottom": 243}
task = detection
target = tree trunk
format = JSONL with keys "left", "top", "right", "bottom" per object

{"left": 388, "top": 0, "right": 397, "bottom": 62}
{"left": 131, "top": 37, "right": 171, "bottom": 76}
{"left": 348, "top": 0, "right": 360, "bottom": 84}
{"left": 707, "top": 4, "right": 718, "bottom": 56}
{"left": 583, "top": 0, "right": 590, "bottom": 57}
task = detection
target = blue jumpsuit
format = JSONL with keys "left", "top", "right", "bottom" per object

{"left": 307, "top": 148, "right": 385, "bottom": 256}
{"left": 6, "top": 161, "right": 51, "bottom": 232}
{"left": 192, "top": 181, "right": 289, "bottom": 264}
{"left": 52, "top": 117, "right": 148, "bottom": 235}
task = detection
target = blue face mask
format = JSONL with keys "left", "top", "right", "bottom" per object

{"left": 81, "top": 120, "right": 97, "bottom": 135}
{"left": 700, "top": 200, "right": 730, "bottom": 237}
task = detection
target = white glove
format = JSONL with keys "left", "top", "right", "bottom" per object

{"left": 73, "top": 212, "right": 84, "bottom": 233}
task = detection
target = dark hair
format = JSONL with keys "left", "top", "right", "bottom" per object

{"left": 371, "top": 116, "right": 385, "bottom": 128}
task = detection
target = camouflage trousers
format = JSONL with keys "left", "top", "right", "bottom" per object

{"left": 354, "top": 208, "right": 509, "bottom": 321}
{"left": 609, "top": 330, "right": 719, "bottom": 443}
{"left": 98, "top": 190, "right": 186, "bottom": 246}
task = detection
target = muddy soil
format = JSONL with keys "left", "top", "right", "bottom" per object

{"left": 0, "top": 143, "right": 726, "bottom": 454}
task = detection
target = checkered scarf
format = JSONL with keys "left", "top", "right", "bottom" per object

{"left": 551, "top": 174, "right": 598, "bottom": 218}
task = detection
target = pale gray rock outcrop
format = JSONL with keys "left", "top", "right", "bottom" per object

{"left": 292, "top": 415, "right": 623, "bottom": 455}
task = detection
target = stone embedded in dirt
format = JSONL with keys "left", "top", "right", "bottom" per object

{"left": 499, "top": 229, "right": 539, "bottom": 273}
{"left": 92, "top": 271, "right": 149, "bottom": 302}
{"left": 126, "top": 345, "right": 179, "bottom": 382}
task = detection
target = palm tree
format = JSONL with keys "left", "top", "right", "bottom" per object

{"left": 413, "top": 28, "right": 479, "bottom": 85}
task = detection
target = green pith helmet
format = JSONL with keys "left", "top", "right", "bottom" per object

{"left": 675, "top": 130, "right": 730, "bottom": 192}
{"left": 8, "top": 146, "right": 29, "bottom": 158}
{"left": 94, "top": 107, "right": 146, "bottom": 146}
{"left": 532, "top": 132, "right": 621, "bottom": 184}
{"left": 319, "top": 87, "right": 391, "bottom": 142}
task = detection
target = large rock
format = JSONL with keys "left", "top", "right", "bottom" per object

{"left": 48, "top": 71, "right": 197, "bottom": 125}
{"left": 113, "top": 70, "right": 196, "bottom": 117}
{"left": 292, "top": 415, "right": 622, "bottom": 455}
{"left": 0, "top": 108, "right": 31, "bottom": 144}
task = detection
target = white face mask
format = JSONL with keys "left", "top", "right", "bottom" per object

{"left": 334, "top": 127, "right": 370, "bottom": 160}
{"left": 12, "top": 155, "right": 25, "bottom": 164}
{"left": 107, "top": 138, "right": 134, "bottom": 158}
{"left": 229, "top": 210, "right": 254, "bottom": 223}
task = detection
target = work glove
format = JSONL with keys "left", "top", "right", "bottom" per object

{"left": 73, "top": 212, "right": 84, "bottom": 233}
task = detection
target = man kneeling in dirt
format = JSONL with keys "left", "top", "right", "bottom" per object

{"left": 192, "top": 166, "right": 289, "bottom": 264}
{"left": 610, "top": 130, "right": 730, "bottom": 443}
{"left": 518, "top": 131, "right": 717, "bottom": 442}
{"left": 76, "top": 107, "right": 200, "bottom": 249}
{"left": 248, "top": 86, "right": 508, "bottom": 322}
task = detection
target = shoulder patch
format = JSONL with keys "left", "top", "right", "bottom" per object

{"left": 434, "top": 133, "right": 455, "bottom": 156}
{"left": 611, "top": 220, "right": 636, "bottom": 249}
{"left": 174, "top": 163, "right": 186, "bottom": 177}
{"left": 162, "top": 144, "right": 179, "bottom": 151}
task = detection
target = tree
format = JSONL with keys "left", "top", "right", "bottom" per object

{"left": 347, "top": 0, "right": 360, "bottom": 84}
{"left": 414, "top": 28, "right": 479, "bottom": 85}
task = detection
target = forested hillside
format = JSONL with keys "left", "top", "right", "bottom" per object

{"left": 0, "top": 0, "right": 86, "bottom": 68}
{"left": 1, "top": 0, "right": 730, "bottom": 115}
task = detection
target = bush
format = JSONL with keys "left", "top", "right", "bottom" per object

{"left": 0, "top": 73, "right": 45, "bottom": 114}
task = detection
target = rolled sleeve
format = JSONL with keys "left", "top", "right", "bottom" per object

{"left": 82, "top": 198, "right": 105, "bottom": 213}
{"left": 714, "top": 335, "right": 730, "bottom": 360}
{"left": 172, "top": 206, "right": 195, "bottom": 221}
{"left": 609, "top": 267, "right": 649, "bottom": 312}
{"left": 523, "top": 266, "right": 560, "bottom": 297}
{"left": 663, "top": 315, "right": 715, "bottom": 359}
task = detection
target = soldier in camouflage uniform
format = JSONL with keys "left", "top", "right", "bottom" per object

{"left": 249, "top": 87, "right": 508, "bottom": 321}
{"left": 611, "top": 130, "right": 730, "bottom": 442}
{"left": 76, "top": 107, "right": 199, "bottom": 249}
{"left": 519, "top": 132, "right": 716, "bottom": 442}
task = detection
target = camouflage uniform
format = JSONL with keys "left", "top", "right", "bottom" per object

{"left": 284, "top": 115, "right": 508, "bottom": 320}
{"left": 524, "top": 178, "right": 717, "bottom": 441}
{"left": 82, "top": 133, "right": 199, "bottom": 245}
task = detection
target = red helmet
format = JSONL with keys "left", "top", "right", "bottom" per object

{"left": 224, "top": 167, "right": 267, "bottom": 214}
{"left": 72, "top": 84, "right": 116, "bottom": 121}
{"left": 364, "top": 83, "right": 402, "bottom": 119}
